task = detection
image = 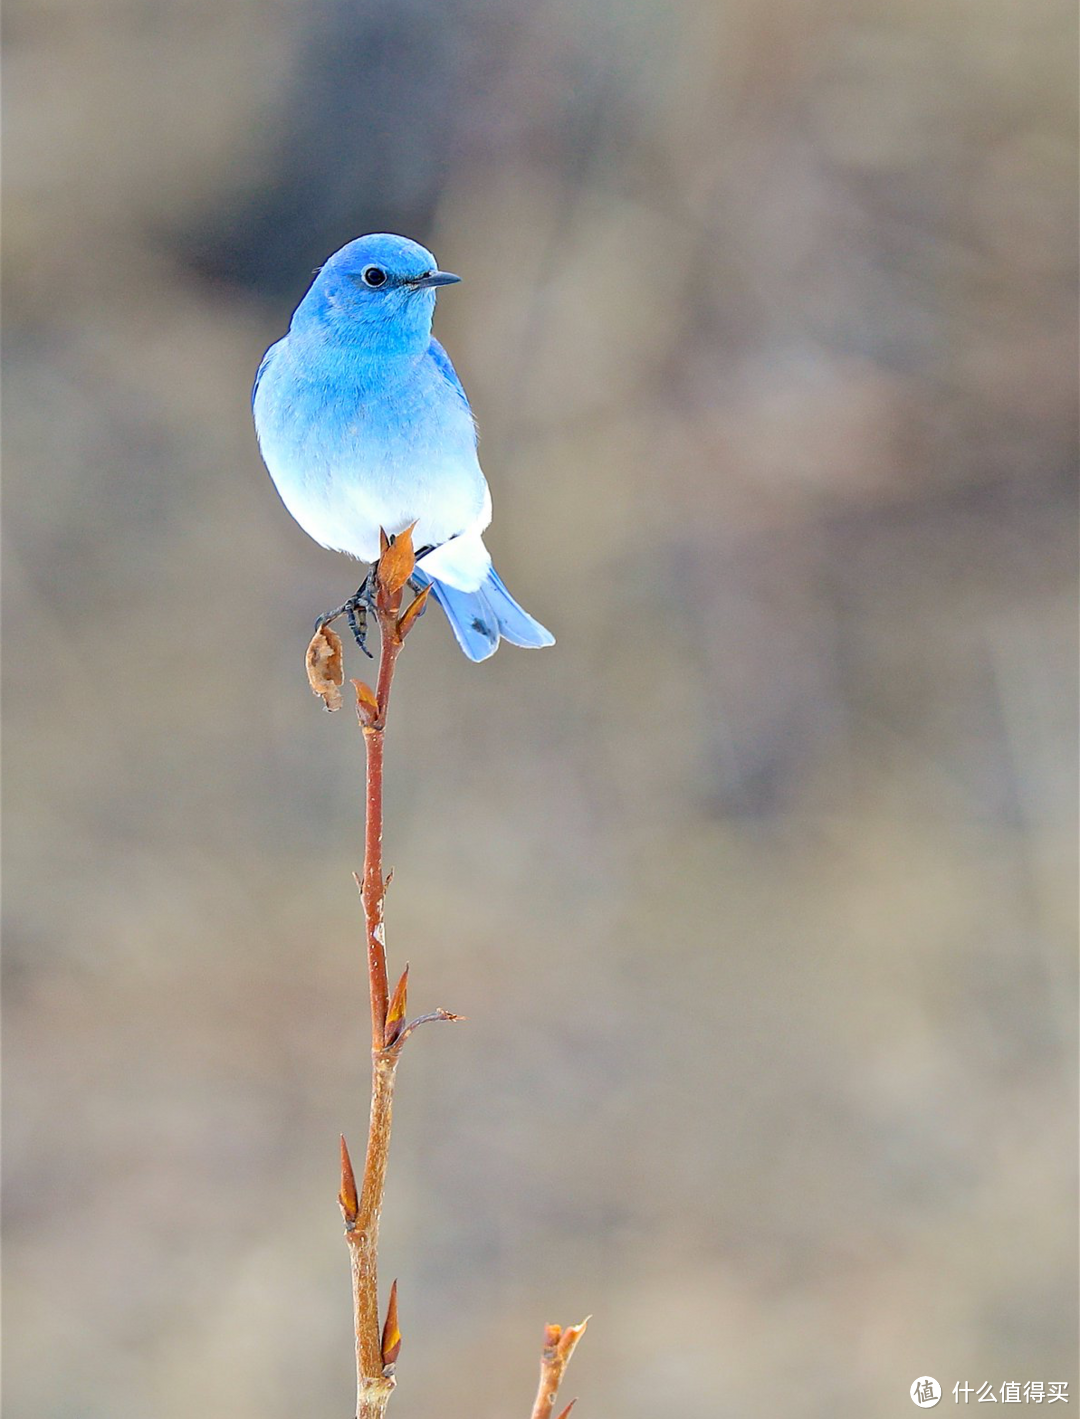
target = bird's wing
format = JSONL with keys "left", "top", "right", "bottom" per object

{"left": 427, "top": 337, "right": 473, "bottom": 413}
{"left": 251, "top": 339, "right": 282, "bottom": 410}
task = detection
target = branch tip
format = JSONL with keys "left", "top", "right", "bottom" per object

{"left": 378, "top": 523, "right": 418, "bottom": 598}
{"left": 558, "top": 1316, "right": 590, "bottom": 1362}
{"left": 532, "top": 1317, "right": 589, "bottom": 1419}
{"left": 392, "top": 1006, "right": 465, "bottom": 1049}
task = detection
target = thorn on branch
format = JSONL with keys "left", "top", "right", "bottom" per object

{"left": 381, "top": 1279, "right": 402, "bottom": 1371}
{"left": 338, "top": 1134, "right": 359, "bottom": 1227}
{"left": 384, "top": 965, "right": 410, "bottom": 1047}
{"left": 353, "top": 677, "right": 379, "bottom": 726}
{"left": 397, "top": 584, "right": 430, "bottom": 639}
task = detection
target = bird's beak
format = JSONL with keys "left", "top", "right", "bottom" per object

{"left": 411, "top": 270, "right": 461, "bottom": 288}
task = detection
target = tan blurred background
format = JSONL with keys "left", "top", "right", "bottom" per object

{"left": 4, "top": 0, "right": 1078, "bottom": 1415}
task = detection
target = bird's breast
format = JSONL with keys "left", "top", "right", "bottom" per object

{"left": 254, "top": 342, "right": 488, "bottom": 561}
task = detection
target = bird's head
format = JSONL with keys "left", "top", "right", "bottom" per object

{"left": 291, "top": 234, "right": 461, "bottom": 353}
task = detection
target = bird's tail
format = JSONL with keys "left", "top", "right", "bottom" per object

{"left": 414, "top": 566, "right": 555, "bottom": 662}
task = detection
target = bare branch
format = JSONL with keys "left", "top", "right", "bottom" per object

{"left": 530, "top": 1319, "right": 591, "bottom": 1419}
{"left": 311, "top": 529, "right": 587, "bottom": 1417}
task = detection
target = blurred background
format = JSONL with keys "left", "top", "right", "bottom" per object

{"left": 4, "top": 0, "right": 1077, "bottom": 1415}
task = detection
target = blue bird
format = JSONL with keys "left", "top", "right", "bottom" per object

{"left": 252, "top": 233, "right": 554, "bottom": 661}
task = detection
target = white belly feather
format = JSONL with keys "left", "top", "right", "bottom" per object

{"left": 254, "top": 338, "right": 493, "bottom": 589}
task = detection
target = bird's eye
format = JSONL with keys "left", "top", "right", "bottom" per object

{"left": 361, "top": 266, "right": 387, "bottom": 288}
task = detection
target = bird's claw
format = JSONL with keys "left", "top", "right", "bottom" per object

{"left": 317, "top": 573, "right": 378, "bottom": 657}
{"left": 346, "top": 601, "right": 373, "bottom": 657}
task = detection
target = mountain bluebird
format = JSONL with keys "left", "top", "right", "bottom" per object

{"left": 252, "top": 233, "right": 554, "bottom": 661}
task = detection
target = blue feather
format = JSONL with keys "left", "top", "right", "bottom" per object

{"left": 413, "top": 565, "right": 554, "bottom": 663}
{"left": 252, "top": 233, "right": 555, "bottom": 660}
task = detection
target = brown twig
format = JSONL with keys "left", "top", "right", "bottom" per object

{"left": 530, "top": 1319, "right": 591, "bottom": 1419}
{"left": 307, "top": 527, "right": 587, "bottom": 1418}
{"left": 310, "top": 527, "right": 453, "bottom": 1419}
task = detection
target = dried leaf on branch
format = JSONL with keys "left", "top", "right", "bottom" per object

{"left": 306, "top": 624, "right": 345, "bottom": 711}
